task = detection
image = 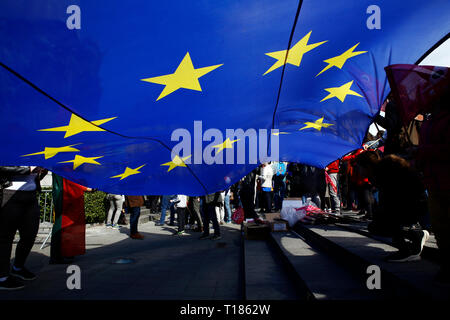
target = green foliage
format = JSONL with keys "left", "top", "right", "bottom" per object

{"left": 84, "top": 191, "right": 107, "bottom": 224}
{"left": 38, "top": 189, "right": 108, "bottom": 224}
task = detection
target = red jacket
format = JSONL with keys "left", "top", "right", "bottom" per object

{"left": 341, "top": 149, "right": 370, "bottom": 186}
{"left": 326, "top": 159, "right": 340, "bottom": 173}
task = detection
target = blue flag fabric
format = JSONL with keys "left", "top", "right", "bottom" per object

{"left": 0, "top": 0, "right": 449, "bottom": 195}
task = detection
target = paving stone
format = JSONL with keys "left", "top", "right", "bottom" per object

{"left": 0, "top": 221, "right": 243, "bottom": 300}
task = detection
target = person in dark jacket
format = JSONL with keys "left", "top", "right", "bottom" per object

{"left": 199, "top": 192, "right": 221, "bottom": 240}
{"left": 238, "top": 169, "right": 258, "bottom": 220}
{"left": 0, "top": 166, "right": 47, "bottom": 290}
{"left": 416, "top": 94, "right": 450, "bottom": 282}
{"left": 374, "top": 99, "right": 403, "bottom": 156}
{"left": 356, "top": 152, "right": 429, "bottom": 262}
{"left": 287, "top": 163, "right": 303, "bottom": 197}
{"left": 298, "top": 165, "right": 325, "bottom": 208}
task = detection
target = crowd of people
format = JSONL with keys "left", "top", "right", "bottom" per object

{"left": 106, "top": 94, "right": 448, "bottom": 284}
{"left": 0, "top": 92, "right": 448, "bottom": 290}
{"left": 106, "top": 192, "right": 232, "bottom": 241}
{"left": 101, "top": 161, "right": 289, "bottom": 241}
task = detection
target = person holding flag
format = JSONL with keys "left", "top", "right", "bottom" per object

{"left": 0, "top": 166, "right": 47, "bottom": 290}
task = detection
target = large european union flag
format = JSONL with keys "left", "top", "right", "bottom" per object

{"left": 0, "top": 0, "right": 449, "bottom": 195}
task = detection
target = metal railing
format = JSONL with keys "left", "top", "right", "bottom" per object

{"left": 38, "top": 190, "right": 54, "bottom": 249}
{"left": 39, "top": 189, "right": 54, "bottom": 224}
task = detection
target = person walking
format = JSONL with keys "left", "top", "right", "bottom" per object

{"left": 156, "top": 194, "right": 175, "bottom": 226}
{"left": 106, "top": 193, "right": 125, "bottom": 230}
{"left": 0, "top": 166, "right": 47, "bottom": 290}
{"left": 223, "top": 189, "right": 232, "bottom": 223}
{"left": 199, "top": 192, "right": 221, "bottom": 240}
{"left": 188, "top": 196, "right": 203, "bottom": 232}
{"left": 125, "top": 195, "right": 145, "bottom": 240}
{"left": 173, "top": 195, "right": 188, "bottom": 235}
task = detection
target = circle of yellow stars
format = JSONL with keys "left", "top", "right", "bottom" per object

{"left": 22, "top": 30, "right": 368, "bottom": 181}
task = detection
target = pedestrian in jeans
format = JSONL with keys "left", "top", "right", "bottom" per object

{"left": 106, "top": 193, "right": 125, "bottom": 229}
{"left": 156, "top": 194, "right": 176, "bottom": 226}
{"left": 199, "top": 192, "right": 221, "bottom": 240}
{"left": 173, "top": 195, "right": 188, "bottom": 235}
{"left": 224, "top": 189, "right": 232, "bottom": 223}
{"left": 0, "top": 166, "right": 47, "bottom": 290}
{"left": 125, "top": 195, "right": 145, "bottom": 240}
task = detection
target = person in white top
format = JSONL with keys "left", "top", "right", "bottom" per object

{"left": 259, "top": 162, "right": 274, "bottom": 213}
{"left": 172, "top": 195, "right": 188, "bottom": 235}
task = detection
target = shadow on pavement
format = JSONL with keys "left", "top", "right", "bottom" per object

{"left": 0, "top": 223, "right": 244, "bottom": 300}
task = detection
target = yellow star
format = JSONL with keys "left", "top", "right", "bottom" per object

{"left": 141, "top": 52, "right": 223, "bottom": 101}
{"left": 39, "top": 114, "right": 116, "bottom": 138}
{"left": 161, "top": 155, "right": 191, "bottom": 172}
{"left": 316, "top": 43, "right": 367, "bottom": 77}
{"left": 299, "top": 117, "right": 333, "bottom": 131}
{"left": 111, "top": 164, "right": 146, "bottom": 180}
{"left": 320, "top": 80, "right": 363, "bottom": 103}
{"left": 212, "top": 138, "right": 240, "bottom": 153}
{"left": 59, "top": 154, "right": 103, "bottom": 170}
{"left": 22, "top": 144, "right": 81, "bottom": 160}
{"left": 263, "top": 31, "right": 327, "bottom": 76}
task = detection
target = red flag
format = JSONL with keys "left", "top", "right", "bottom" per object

{"left": 385, "top": 64, "right": 449, "bottom": 125}
{"left": 57, "top": 178, "right": 87, "bottom": 257}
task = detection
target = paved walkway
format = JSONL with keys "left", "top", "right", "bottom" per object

{"left": 0, "top": 222, "right": 243, "bottom": 300}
